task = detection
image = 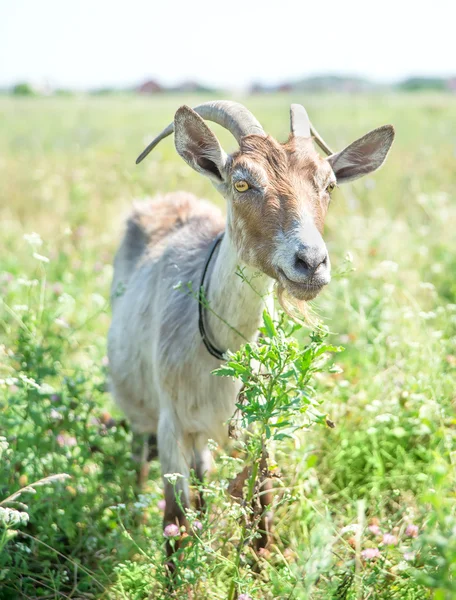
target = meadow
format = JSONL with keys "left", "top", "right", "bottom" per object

{"left": 0, "top": 93, "right": 455, "bottom": 599}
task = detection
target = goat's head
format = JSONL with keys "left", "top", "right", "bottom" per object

{"left": 137, "top": 101, "right": 394, "bottom": 305}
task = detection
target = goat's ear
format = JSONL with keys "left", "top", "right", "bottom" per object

{"left": 174, "top": 105, "right": 228, "bottom": 184}
{"left": 328, "top": 125, "right": 395, "bottom": 183}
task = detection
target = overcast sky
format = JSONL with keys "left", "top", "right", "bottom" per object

{"left": 1, "top": 0, "right": 455, "bottom": 89}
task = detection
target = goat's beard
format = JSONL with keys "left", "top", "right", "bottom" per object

{"left": 275, "top": 282, "right": 318, "bottom": 327}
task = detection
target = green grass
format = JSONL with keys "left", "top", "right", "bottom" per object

{"left": 0, "top": 93, "right": 455, "bottom": 599}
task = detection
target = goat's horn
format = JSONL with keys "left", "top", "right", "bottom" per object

{"left": 136, "top": 101, "right": 265, "bottom": 164}
{"left": 290, "top": 103, "right": 333, "bottom": 156}
{"left": 290, "top": 104, "right": 311, "bottom": 138}
{"left": 310, "top": 124, "right": 333, "bottom": 156}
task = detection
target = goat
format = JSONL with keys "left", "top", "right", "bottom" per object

{"left": 107, "top": 101, "right": 394, "bottom": 552}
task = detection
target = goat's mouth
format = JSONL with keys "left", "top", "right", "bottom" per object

{"left": 277, "top": 268, "right": 328, "bottom": 301}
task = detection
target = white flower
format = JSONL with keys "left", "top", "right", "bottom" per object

{"left": 23, "top": 232, "right": 43, "bottom": 249}
{"left": 164, "top": 473, "right": 184, "bottom": 485}
{"left": 33, "top": 252, "right": 49, "bottom": 263}
{"left": 0, "top": 506, "right": 29, "bottom": 527}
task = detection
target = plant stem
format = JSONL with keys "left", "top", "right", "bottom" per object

{"left": 227, "top": 445, "right": 262, "bottom": 600}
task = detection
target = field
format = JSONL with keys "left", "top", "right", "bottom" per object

{"left": 0, "top": 93, "right": 455, "bottom": 599}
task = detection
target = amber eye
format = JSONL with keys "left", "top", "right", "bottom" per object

{"left": 326, "top": 182, "right": 336, "bottom": 193}
{"left": 234, "top": 180, "right": 250, "bottom": 192}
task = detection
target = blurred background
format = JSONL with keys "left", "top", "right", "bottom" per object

{"left": 1, "top": 2, "right": 456, "bottom": 599}
{"left": 2, "top": 0, "right": 456, "bottom": 95}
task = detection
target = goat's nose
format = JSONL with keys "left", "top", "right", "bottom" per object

{"left": 294, "top": 246, "right": 328, "bottom": 276}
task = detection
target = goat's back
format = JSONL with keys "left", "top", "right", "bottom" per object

{"left": 111, "top": 192, "right": 224, "bottom": 303}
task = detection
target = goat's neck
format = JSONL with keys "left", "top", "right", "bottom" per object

{"left": 204, "top": 231, "right": 274, "bottom": 353}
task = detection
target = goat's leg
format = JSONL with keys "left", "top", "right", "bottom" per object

{"left": 254, "top": 452, "right": 273, "bottom": 551}
{"left": 158, "top": 413, "right": 192, "bottom": 561}
{"left": 132, "top": 432, "right": 158, "bottom": 488}
{"left": 191, "top": 440, "right": 211, "bottom": 512}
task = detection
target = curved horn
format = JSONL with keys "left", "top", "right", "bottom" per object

{"left": 136, "top": 100, "right": 265, "bottom": 164}
{"left": 290, "top": 103, "right": 333, "bottom": 156}
{"left": 310, "top": 124, "right": 333, "bottom": 156}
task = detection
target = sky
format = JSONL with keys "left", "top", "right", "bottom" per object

{"left": 1, "top": 0, "right": 455, "bottom": 90}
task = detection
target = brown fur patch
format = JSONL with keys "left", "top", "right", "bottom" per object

{"left": 228, "top": 135, "right": 332, "bottom": 278}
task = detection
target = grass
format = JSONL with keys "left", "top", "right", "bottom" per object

{"left": 0, "top": 92, "right": 455, "bottom": 599}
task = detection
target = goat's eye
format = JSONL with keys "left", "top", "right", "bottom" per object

{"left": 234, "top": 180, "right": 250, "bottom": 192}
{"left": 326, "top": 182, "right": 335, "bottom": 194}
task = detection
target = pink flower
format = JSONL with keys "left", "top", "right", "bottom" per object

{"left": 56, "top": 433, "right": 77, "bottom": 447}
{"left": 52, "top": 283, "right": 63, "bottom": 296}
{"left": 404, "top": 551, "right": 415, "bottom": 561}
{"left": 157, "top": 499, "right": 166, "bottom": 511}
{"left": 361, "top": 548, "right": 381, "bottom": 560}
{"left": 193, "top": 520, "right": 203, "bottom": 531}
{"left": 405, "top": 524, "right": 419, "bottom": 538}
{"left": 238, "top": 595, "right": 252, "bottom": 600}
{"left": 382, "top": 533, "right": 398, "bottom": 546}
{"left": 368, "top": 524, "right": 381, "bottom": 535}
{"left": 163, "top": 524, "right": 180, "bottom": 538}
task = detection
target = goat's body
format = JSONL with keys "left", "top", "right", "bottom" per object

{"left": 108, "top": 192, "right": 273, "bottom": 505}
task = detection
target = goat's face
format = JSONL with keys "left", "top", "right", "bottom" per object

{"left": 226, "top": 135, "right": 333, "bottom": 301}
{"left": 144, "top": 103, "right": 394, "bottom": 304}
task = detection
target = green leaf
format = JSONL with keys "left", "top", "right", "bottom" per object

{"left": 273, "top": 433, "right": 292, "bottom": 441}
{"left": 262, "top": 310, "right": 277, "bottom": 338}
{"left": 212, "top": 367, "right": 236, "bottom": 377}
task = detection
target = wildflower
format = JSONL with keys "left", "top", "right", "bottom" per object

{"left": 361, "top": 548, "right": 381, "bottom": 560}
{"left": 49, "top": 408, "right": 63, "bottom": 421}
{"left": 238, "top": 595, "right": 253, "bottom": 600}
{"left": 0, "top": 506, "right": 29, "bottom": 527}
{"left": 193, "top": 520, "right": 203, "bottom": 531}
{"left": 382, "top": 533, "right": 398, "bottom": 545}
{"left": 341, "top": 523, "right": 360, "bottom": 535}
{"left": 404, "top": 551, "right": 416, "bottom": 561}
{"left": 368, "top": 524, "right": 381, "bottom": 536}
{"left": 163, "top": 523, "right": 180, "bottom": 538}
{"left": 405, "top": 524, "right": 419, "bottom": 538}
{"left": 56, "top": 433, "right": 77, "bottom": 447}
{"left": 23, "top": 232, "right": 43, "bottom": 249}
{"left": 164, "top": 473, "right": 184, "bottom": 485}
{"left": 157, "top": 499, "right": 166, "bottom": 511}
{"left": 55, "top": 318, "right": 70, "bottom": 328}
{"left": 33, "top": 252, "right": 49, "bottom": 263}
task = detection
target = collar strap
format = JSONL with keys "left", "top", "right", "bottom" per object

{"left": 198, "top": 232, "right": 225, "bottom": 360}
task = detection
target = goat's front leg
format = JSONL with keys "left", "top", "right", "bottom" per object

{"left": 191, "top": 439, "right": 211, "bottom": 512}
{"left": 158, "top": 413, "right": 192, "bottom": 560}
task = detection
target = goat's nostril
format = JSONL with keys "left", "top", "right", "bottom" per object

{"left": 294, "top": 248, "right": 328, "bottom": 276}
{"left": 295, "top": 255, "right": 310, "bottom": 273}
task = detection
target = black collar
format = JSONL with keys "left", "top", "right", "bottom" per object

{"left": 198, "top": 232, "right": 225, "bottom": 360}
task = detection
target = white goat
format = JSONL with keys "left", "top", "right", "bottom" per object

{"left": 107, "top": 101, "right": 394, "bottom": 550}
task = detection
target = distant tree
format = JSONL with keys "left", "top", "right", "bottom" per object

{"left": 12, "top": 83, "right": 36, "bottom": 96}
{"left": 55, "top": 89, "right": 73, "bottom": 97}
{"left": 397, "top": 77, "right": 447, "bottom": 91}
{"left": 90, "top": 87, "right": 117, "bottom": 96}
